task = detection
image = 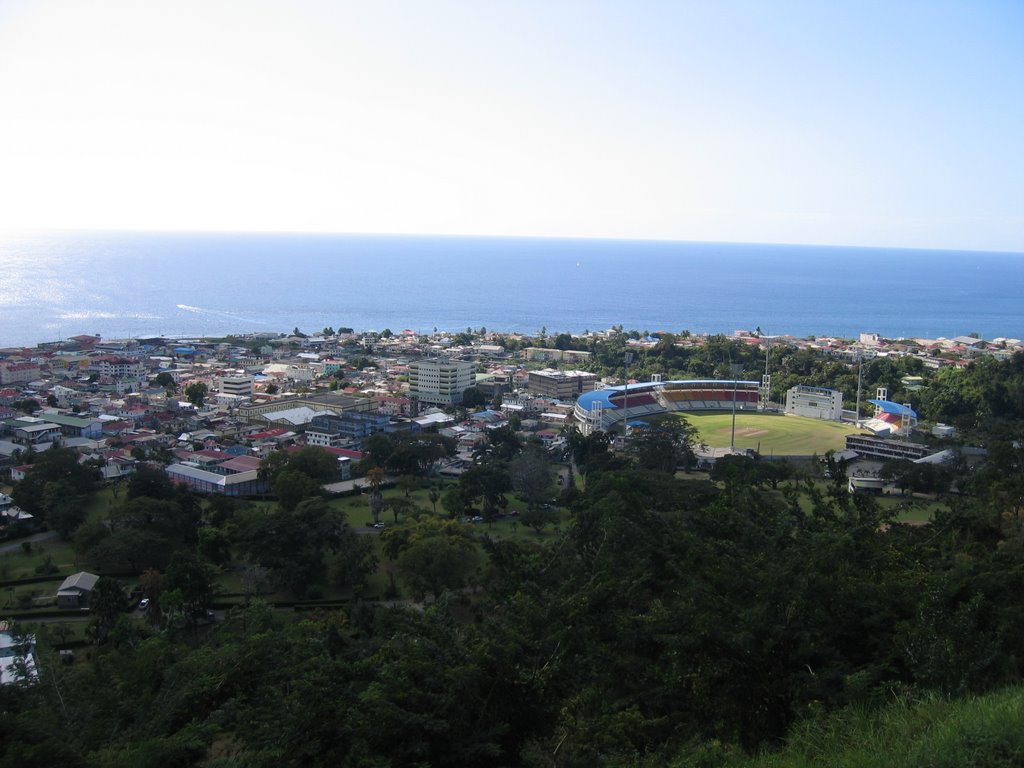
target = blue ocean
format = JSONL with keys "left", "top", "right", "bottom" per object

{"left": 1, "top": 230, "right": 1022, "bottom": 347}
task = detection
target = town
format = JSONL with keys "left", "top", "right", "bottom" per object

{"left": 1, "top": 325, "right": 1018, "bottom": 487}
{"left": 2, "top": 323, "right": 1023, "bottom": 765}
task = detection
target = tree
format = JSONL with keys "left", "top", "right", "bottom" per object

{"left": 40, "top": 480, "right": 87, "bottom": 537}
{"left": 11, "top": 445, "right": 98, "bottom": 528}
{"left": 138, "top": 567, "right": 165, "bottom": 623}
{"left": 184, "top": 382, "right": 208, "bottom": 407}
{"left": 564, "top": 425, "right": 614, "bottom": 478}
{"left": 198, "top": 526, "right": 232, "bottom": 565}
{"left": 475, "top": 424, "right": 522, "bottom": 462}
{"left": 258, "top": 449, "right": 290, "bottom": 482}
{"left": 519, "top": 505, "right": 557, "bottom": 534}
{"left": 154, "top": 371, "right": 176, "bottom": 391}
{"left": 273, "top": 469, "right": 324, "bottom": 512}
{"left": 385, "top": 518, "right": 482, "bottom": 601}
{"left": 165, "top": 551, "right": 217, "bottom": 625}
{"left": 287, "top": 446, "right": 340, "bottom": 483}
{"left": 87, "top": 528, "right": 172, "bottom": 573}
{"left": 460, "top": 463, "right": 512, "bottom": 517}
{"left": 461, "top": 386, "right": 487, "bottom": 409}
{"left": 397, "top": 474, "right": 420, "bottom": 498}
{"left": 366, "top": 467, "right": 385, "bottom": 524}
{"left": 509, "top": 448, "right": 555, "bottom": 510}
{"left": 235, "top": 498, "right": 347, "bottom": 596}
{"left": 397, "top": 536, "right": 482, "bottom": 601}
{"left": 88, "top": 578, "right": 128, "bottom": 644}
{"left": 127, "top": 463, "right": 177, "bottom": 500}
{"left": 387, "top": 496, "right": 417, "bottom": 523}
{"left": 629, "top": 415, "right": 699, "bottom": 473}
{"left": 331, "top": 527, "right": 378, "bottom": 595}
{"left": 554, "top": 332, "right": 574, "bottom": 350}
{"left": 110, "top": 495, "right": 200, "bottom": 549}
{"left": 442, "top": 484, "right": 472, "bottom": 519}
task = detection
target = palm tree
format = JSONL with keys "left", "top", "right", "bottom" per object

{"left": 366, "top": 467, "right": 385, "bottom": 524}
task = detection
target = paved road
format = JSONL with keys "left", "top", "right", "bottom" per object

{"left": 0, "top": 530, "right": 60, "bottom": 555}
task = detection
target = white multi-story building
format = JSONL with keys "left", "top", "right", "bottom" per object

{"left": 408, "top": 360, "right": 475, "bottom": 407}
{"left": 784, "top": 385, "right": 843, "bottom": 420}
{"left": 90, "top": 356, "right": 146, "bottom": 378}
{"left": 219, "top": 375, "right": 254, "bottom": 397}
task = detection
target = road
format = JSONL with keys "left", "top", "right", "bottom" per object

{"left": 0, "top": 530, "right": 60, "bottom": 555}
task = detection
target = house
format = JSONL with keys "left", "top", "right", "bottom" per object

{"left": 56, "top": 572, "right": 100, "bottom": 609}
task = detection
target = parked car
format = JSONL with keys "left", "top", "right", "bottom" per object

{"left": 138, "top": 598, "right": 150, "bottom": 612}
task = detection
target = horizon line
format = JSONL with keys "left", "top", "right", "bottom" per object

{"left": 1, "top": 225, "right": 1022, "bottom": 257}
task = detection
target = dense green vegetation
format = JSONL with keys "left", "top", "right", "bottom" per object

{"left": 2, "top": 349, "right": 1024, "bottom": 766}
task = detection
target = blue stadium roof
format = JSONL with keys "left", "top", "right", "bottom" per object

{"left": 576, "top": 389, "right": 617, "bottom": 410}
{"left": 868, "top": 399, "right": 917, "bottom": 419}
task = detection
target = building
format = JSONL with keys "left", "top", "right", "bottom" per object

{"left": 237, "top": 392, "right": 374, "bottom": 421}
{"left": 845, "top": 434, "right": 932, "bottom": 462}
{"left": 306, "top": 412, "right": 392, "bottom": 445}
{"left": 166, "top": 463, "right": 269, "bottom": 496}
{"left": 784, "top": 385, "right": 843, "bottom": 420}
{"left": 3, "top": 418, "right": 64, "bottom": 446}
{"left": 89, "top": 356, "right": 146, "bottom": 378}
{"left": 574, "top": 379, "right": 761, "bottom": 434}
{"left": 527, "top": 369, "right": 600, "bottom": 399}
{"left": 219, "top": 375, "right": 254, "bottom": 397}
{"left": 0, "top": 622, "right": 37, "bottom": 685}
{"left": 408, "top": 360, "right": 475, "bottom": 407}
{"left": 56, "top": 571, "right": 99, "bottom": 609}
{"left": 40, "top": 413, "right": 104, "bottom": 440}
{"left": 523, "top": 347, "right": 592, "bottom": 364}
{"left": 0, "top": 362, "right": 41, "bottom": 386}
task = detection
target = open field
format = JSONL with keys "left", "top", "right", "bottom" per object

{"left": 680, "top": 411, "right": 862, "bottom": 456}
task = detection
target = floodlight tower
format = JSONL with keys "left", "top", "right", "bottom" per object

{"left": 622, "top": 351, "right": 634, "bottom": 438}
{"left": 588, "top": 401, "right": 604, "bottom": 436}
{"left": 901, "top": 403, "right": 913, "bottom": 441}
{"left": 855, "top": 346, "right": 863, "bottom": 426}
{"left": 759, "top": 331, "right": 772, "bottom": 411}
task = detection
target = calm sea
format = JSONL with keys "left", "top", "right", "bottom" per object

{"left": 1, "top": 230, "right": 1022, "bottom": 347}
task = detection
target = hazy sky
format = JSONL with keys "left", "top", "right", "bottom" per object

{"left": 0, "top": 0, "right": 1021, "bottom": 251}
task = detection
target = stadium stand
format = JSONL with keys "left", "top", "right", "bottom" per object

{"left": 575, "top": 379, "right": 761, "bottom": 433}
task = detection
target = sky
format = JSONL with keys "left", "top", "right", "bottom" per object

{"left": 0, "top": 0, "right": 1021, "bottom": 251}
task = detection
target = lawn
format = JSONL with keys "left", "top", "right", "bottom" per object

{"left": 680, "top": 411, "right": 863, "bottom": 456}
{"left": 877, "top": 495, "right": 946, "bottom": 525}
{"left": 0, "top": 539, "right": 80, "bottom": 581}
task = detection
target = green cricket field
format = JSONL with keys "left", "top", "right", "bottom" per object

{"left": 679, "top": 411, "right": 862, "bottom": 456}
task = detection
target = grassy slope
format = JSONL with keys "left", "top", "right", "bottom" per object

{"left": 682, "top": 412, "right": 862, "bottom": 455}
{"left": 700, "top": 687, "right": 1024, "bottom": 768}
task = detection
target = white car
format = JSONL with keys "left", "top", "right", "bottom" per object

{"left": 139, "top": 598, "right": 150, "bottom": 611}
